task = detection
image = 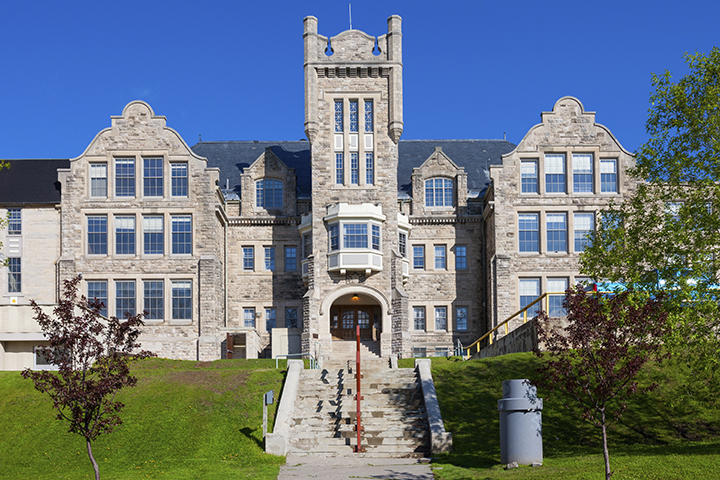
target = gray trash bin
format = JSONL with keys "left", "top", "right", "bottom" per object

{"left": 498, "top": 379, "right": 543, "bottom": 465}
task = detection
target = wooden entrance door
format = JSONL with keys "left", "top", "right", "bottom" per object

{"left": 330, "top": 306, "right": 381, "bottom": 340}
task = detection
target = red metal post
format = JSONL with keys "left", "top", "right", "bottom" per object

{"left": 354, "top": 324, "right": 365, "bottom": 452}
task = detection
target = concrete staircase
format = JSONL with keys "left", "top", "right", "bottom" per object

{"left": 286, "top": 360, "right": 431, "bottom": 457}
{"left": 328, "top": 340, "right": 381, "bottom": 361}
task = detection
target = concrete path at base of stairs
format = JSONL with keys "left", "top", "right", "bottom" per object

{"left": 277, "top": 455, "right": 435, "bottom": 480}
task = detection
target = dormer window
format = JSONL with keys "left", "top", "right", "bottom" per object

{"left": 256, "top": 179, "right": 283, "bottom": 210}
{"left": 425, "top": 178, "right": 453, "bottom": 207}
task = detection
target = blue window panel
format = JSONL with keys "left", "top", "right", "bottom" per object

{"left": 574, "top": 213, "right": 594, "bottom": 252}
{"left": 285, "top": 307, "right": 298, "bottom": 329}
{"left": 172, "top": 281, "right": 192, "bottom": 321}
{"left": 425, "top": 178, "right": 453, "bottom": 207}
{"left": 334, "top": 100, "right": 343, "bottom": 132}
{"left": 336, "top": 153, "right": 344, "bottom": 184}
{"left": 547, "top": 278, "right": 568, "bottom": 317}
{"left": 115, "top": 216, "right": 135, "bottom": 255}
{"left": 171, "top": 216, "right": 192, "bottom": 254}
{"left": 372, "top": 224, "right": 380, "bottom": 250}
{"left": 365, "top": 153, "right": 374, "bottom": 185}
{"left": 521, "top": 161, "right": 538, "bottom": 193}
{"left": 349, "top": 100, "right": 358, "bottom": 132}
{"left": 115, "top": 158, "right": 135, "bottom": 197}
{"left": 546, "top": 213, "right": 567, "bottom": 252}
{"left": 343, "top": 224, "right": 367, "bottom": 249}
{"left": 8, "top": 258, "right": 20, "bottom": 293}
{"left": 7, "top": 208, "right": 21, "bottom": 235}
{"left": 456, "top": 307, "right": 468, "bottom": 331}
{"left": 244, "top": 308, "right": 255, "bottom": 328}
{"left": 87, "top": 281, "right": 108, "bottom": 317}
{"left": 413, "top": 246, "right": 424, "bottom": 269}
{"left": 329, "top": 224, "right": 339, "bottom": 251}
{"left": 518, "top": 213, "right": 539, "bottom": 252}
{"left": 143, "top": 157, "right": 163, "bottom": 197}
{"left": 243, "top": 247, "right": 254, "bottom": 271}
{"left": 171, "top": 163, "right": 188, "bottom": 197}
{"left": 364, "top": 100, "right": 373, "bottom": 132}
{"left": 265, "top": 308, "right": 276, "bottom": 331}
{"left": 115, "top": 281, "right": 136, "bottom": 319}
{"left": 600, "top": 159, "right": 617, "bottom": 193}
{"left": 256, "top": 179, "right": 283, "bottom": 209}
{"left": 350, "top": 153, "right": 359, "bottom": 185}
{"left": 87, "top": 215, "right": 108, "bottom": 255}
{"left": 455, "top": 245, "right": 467, "bottom": 270}
{"left": 143, "top": 215, "right": 164, "bottom": 255}
{"left": 519, "top": 278, "right": 540, "bottom": 317}
{"left": 144, "top": 280, "right": 164, "bottom": 320}
{"left": 413, "top": 307, "right": 425, "bottom": 331}
{"left": 284, "top": 246, "right": 297, "bottom": 272}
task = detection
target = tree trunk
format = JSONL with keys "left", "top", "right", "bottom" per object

{"left": 86, "top": 438, "right": 100, "bottom": 480}
{"left": 601, "top": 411, "right": 611, "bottom": 479}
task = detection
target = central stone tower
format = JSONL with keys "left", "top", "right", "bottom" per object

{"left": 300, "top": 16, "right": 407, "bottom": 359}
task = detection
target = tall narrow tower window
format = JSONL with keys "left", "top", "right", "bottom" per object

{"left": 350, "top": 153, "right": 359, "bottom": 184}
{"left": 334, "top": 97, "right": 376, "bottom": 186}
{"left": 349, "top": 101, "right": 359, "bottom": 132}
{"left": 364, "top": 100, "right": 373, "bottom": 132}
{"left": 334, "top": 101, "right": 343, "bottom": 132}
{"left": 335, "top": 153, "right": 344, "bottom": 184}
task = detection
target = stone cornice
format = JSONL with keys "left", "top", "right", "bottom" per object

{"left": 228, "top": 216, "right": 301, "bottom": 227}
{"left": 409, "top": 215, "right": 483, "bottom": 225}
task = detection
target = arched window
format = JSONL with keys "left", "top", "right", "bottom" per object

{"left": 425, "top": 178, "right": 453, "bottom": 207}
{"left": 256, "top": 179, "right": 283, "bottom": 209}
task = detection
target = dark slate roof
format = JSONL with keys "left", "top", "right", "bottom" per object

{"left": 191, "top": 139, "right": 517, "bottom": 198}
{"left": 0, "top": 159, "right": 69, "bottom": 204}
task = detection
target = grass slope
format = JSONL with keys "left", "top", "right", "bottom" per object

{"left": 404, "top": 353, "right": 720, "bottom": 480}
{"left": 0, "top": 359, "right": 286, "bottom": 479}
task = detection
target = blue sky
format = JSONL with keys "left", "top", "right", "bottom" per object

{"left": 1, "top": 0, "right": 718, "bottom": 159}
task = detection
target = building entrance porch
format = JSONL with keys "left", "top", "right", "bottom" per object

{"left": 330, "top": 305, "right": 381, "bottom": 340}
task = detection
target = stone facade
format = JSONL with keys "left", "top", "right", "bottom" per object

{"left": 0, "top": 17, "right": 638, "bottom": 370}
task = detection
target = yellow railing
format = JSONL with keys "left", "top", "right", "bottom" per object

{"left": 460, "top": 292, "right": 565, "bottom": 359}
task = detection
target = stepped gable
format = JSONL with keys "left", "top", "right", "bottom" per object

{"left": 192, "top": 139, "right": 516, "bottom": 198}
{"left": 0, "top": 159, "right": 69, "bottom": 204}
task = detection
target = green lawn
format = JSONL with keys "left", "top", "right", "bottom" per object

{"left": 0, "top": 358, "right": 286, "bottom": 479}
{"left": 400, "top": 354, "right": 720, "bottom": 480}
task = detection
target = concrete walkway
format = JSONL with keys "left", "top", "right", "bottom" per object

{"left": 277, "top": 455, "right": 435, "bottom": 480}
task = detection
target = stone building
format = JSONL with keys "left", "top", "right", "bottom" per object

{"left": 0, "top": 16, "right": 634, "bottom": 369}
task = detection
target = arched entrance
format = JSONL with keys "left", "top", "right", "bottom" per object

{"left": 330, "top": 294, "right": 382, "bottom": 340}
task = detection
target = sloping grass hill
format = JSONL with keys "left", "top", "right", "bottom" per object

{"left": 0, "top": 359, "right": 286, "bottom": 480}
{"left": 402, "top": 353, "right": 720, "bottom": 480}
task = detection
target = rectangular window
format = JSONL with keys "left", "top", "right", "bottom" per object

{"left": 350, "top": 153, "right": 359, "bottom": 185}
{"left": 303, "top": 233, "right": 312, "bottom": 259}
{"left": 87, "top": 215, "right": 108, "bottom": 255}
{"left": 519, "top": 278, "right": 540, "bottom": 317}
{"left": 456, "top": 306, "right": 468, "bottom": 331}
{"left": 143, "top": 157, "right": 163, "bottom": 197}
{"left": 434, "top": 245, "right": 446, "bottom": 269}
{"left": 329, "top": 224, "right": 339, "bottom": 251}
{"left": 143, "top": 280, "right": 164, "bottom": 321}
{"left": 364, "top": 100, "right": 373, "bottom": 132}
{"left": 547, "top": 278, "right": 568, "bottom": 317}
{"left": 365, "top": 153, "right": 374, "bottom": 185}
{"left": 435, "top": 307, "right": 447, "bottom": 331}
{"left": 349, "top": 100, "right": 358, "bottom": 132}
{"left": 285, "top": 307, "right": 298, "bottom": 328}
{"left": 335, "top": 153, "right": 344, "bottom": 184}
{"left": 171, "top": 215, "right": 192, "bottom": 254}
{"left": 244, "top": 307, "right": 256, "bottom": 328}
{"left": 172, "top": 280, "right": 192, "bottom": 321}
{"left": 7, "top": 208, "right": 21, "bottom": 235}
{"left": 546, "top": 213, "right": 567, "bottom": 253}
{"left": 115, "top": 215, "right": 136, "bottom": 255}
{"left": 455, "top": 245, "right": 467, "bottom": 270}
{"left": 600, "top": 159, "right": 617, "bottom": 193}
{"left": 334, "top": 100, "right": 343, "bottom": 132}
{"left": 574, "top": 212, "right": 595, "bottom": 252}
{"left": 115, "top": 280, "right": 136, "bottom": 319}
{"left": 521, "top": 160, "right": 538, "bottom": 193}
{"left": 87, "top": 281, "right": 108, "bottom": 317}
{"left": 143, "top": 215, "right": 164, "bottom": 255}
{"left": 265, "top": 308, "right": 276, "bottom": 331}
{"left": 264, "top": 247, "right": 275, "bottom": 271}
{"left": 545, "top": 154, "right": 565, "bottom": 193}
{"left": 171, "top": 163, "right": 188, "bottom": 197}
{"left": 413, "top": 245, "right": 425, "bottom": 269}
{"left": 436, "top": 347, "right": 450, "bottom": 358}
{"left": 572, "top": 154, "right": 593, "bottom": 193}
{"left": 372, "top": 225, "right": 380, "bottom": 251}
{"left": 343, "top": 224, "right": 368, "bottom": 249}
{"left": 90, "top": 164, "right": 107, "bottom": 197}
{"left": 7, "top": 258, "right": 20, "bottom": 293}
{"left": 399, "top": 233, "right": 407, "bottom": 258}
{"left": 518, "top": 213, "right": 539, "bottom": 253}
{"left": 413, "top": 306, "right": 426, "bottom": 331}
{"left": 285, "top": 246, "right": 297, "bottom": 271}
{"left": 115, "top": 158, "right": 135, "bottom": 197}
{"left": 413, "top": 347, "right": 427, "bottom": 358}
{"left": 243, "top": 247, "right": 254, "bottom": 271}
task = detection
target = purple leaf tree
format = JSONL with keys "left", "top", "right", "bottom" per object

{"left": 22, "top": 276, "right": 155, "bottom": 480}
{"left": 534, "top": 287, "right": 669, "bottom": 479}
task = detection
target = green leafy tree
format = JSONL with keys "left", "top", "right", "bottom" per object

{"left": 22, "top": 276, "right": 155, "bottom": 480}
{"left": 534, "top": 288, "right": 669, "bottom": 479}
{"left": 581, "top": 47, "right": 720, "bottom": 401}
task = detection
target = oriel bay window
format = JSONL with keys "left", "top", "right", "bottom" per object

{"left": 333, "top": 97, "right": 374, "bottom": 186}
{"left": 323, "top": 203, "right": 385, "bottom": 274}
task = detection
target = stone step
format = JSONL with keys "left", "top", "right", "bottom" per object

{"left": 288, "top": 436, "right": 430, "bottom": 448}
{"left": 286, "top": 442, "right": 431, "bottom": 456}
{"left": 289, "top": 426, "right": 429, "bottom": 438}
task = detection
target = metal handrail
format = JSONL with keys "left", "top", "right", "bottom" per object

{"left": 459, "top": 291, "right": 565, "bottom": 359}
